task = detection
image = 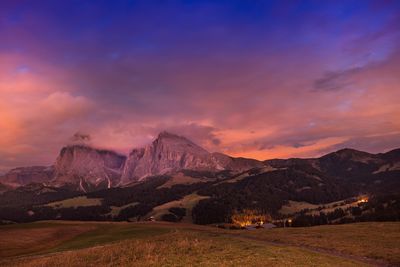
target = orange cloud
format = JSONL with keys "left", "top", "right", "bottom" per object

{"left": 228, "top": 137, "right": 349, "bottom": 160}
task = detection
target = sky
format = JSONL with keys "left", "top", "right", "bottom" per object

{"left": 0, "top": 0, "right": 400, "bottom": 171}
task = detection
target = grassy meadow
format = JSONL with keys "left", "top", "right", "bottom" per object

{"left": 240, "top": 222, "right": 400, "bottom": 265}
{"left": 0, "top": 221, "right": 398, "bottom": 266}
{"left": 147, "top": 193, "right": 210, "bottom": 222}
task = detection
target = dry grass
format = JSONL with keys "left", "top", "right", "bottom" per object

{"left": 2, "top": 221, "right": 397, "bottom": 267}
{"left": 46, "top": 196, "right": 102, "bottom": 208}
{"left": 3, "top": 230, "right": 362, "bottom": 267}
{"left": 241, "top": 222, "right": 400, "bottom": 265}
{"left": 279, "top": 199, "right": 361, "bottom": 215}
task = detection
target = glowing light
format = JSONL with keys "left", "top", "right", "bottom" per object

{"left": 357, "top": 195, "right": 369, "bottom": 204}
{"left": 231, "top": 209, "right": 270, "bottom": 228}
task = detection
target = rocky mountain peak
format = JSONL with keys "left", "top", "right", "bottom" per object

{"left": 52, "top": 145, "right": 126, "bottom": 192}
{"left": 152, "top": 131, "right": 209, "bottom": 156}
{"left": 120, "top": 131, "right": 265, "bottom": 183}
{"left": 121, "top": 132, "right": 216, "bottom": 182}
{"left": 157, "top": 131, "right": 183, "bottom": 140}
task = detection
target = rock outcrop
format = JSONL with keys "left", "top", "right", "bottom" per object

{"left": 121, "top": 131, "right": 264, "bottom": 183}
{"left": 52, "top": 145, "right": 126, "bottom": 192}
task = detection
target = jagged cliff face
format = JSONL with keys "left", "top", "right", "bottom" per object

{"left": 121, "top": 132, "right": 221, "bottom": 183}
{"left": 121, "top": 132, "right": 264, "bottom": 183}
{"left": 52, "top": 145, "right": 126, "bottom": 192}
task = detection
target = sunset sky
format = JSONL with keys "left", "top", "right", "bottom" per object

{"left": 1, "top": 0, "right": 400, "bottom": 172}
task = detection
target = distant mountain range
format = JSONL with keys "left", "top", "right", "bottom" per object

{"left": 0, "top": 132, "right": 399, "bottom": 225}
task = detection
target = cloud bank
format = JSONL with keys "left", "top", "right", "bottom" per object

{"left": 0, "top": 1, "right": 399, "bottom": 171}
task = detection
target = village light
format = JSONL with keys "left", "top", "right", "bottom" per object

{"left": 357, "top": 196, "right": 369, "bottom": 203}
{"left": 231, "top": 209, "right": 270, "bottom": 228}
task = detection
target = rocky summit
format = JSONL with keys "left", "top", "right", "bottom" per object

{"left": 121, "top": 131, "right": 264, "bottom": 183}
{"left": 52, "top": 145, "right": 126, "bottom": 192}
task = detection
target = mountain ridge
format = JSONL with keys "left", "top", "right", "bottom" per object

{"left": 1, "top": 132, "right": 399, "bottom": 193}
{"left": 0, "top": 131, "right": 265, "bottom": 191}
{"left": 0, "top": 135, "right": 399, "bottom": 225}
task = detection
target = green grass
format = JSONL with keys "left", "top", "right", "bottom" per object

{"left": 108, "top": 202, "right": 139, "bottom": 217}
{"left": 157, "top": 172, "right": 211, "bottom": 189}
{"left": 279, "top": 200, "right": 319, "bottom": 214}
{"left": 0, "top": 221, "right": 170, "bottom": 259}
{"left": 148, "top": 193, "right": 209, "bottom": 222}
{"left": 0, "top": 222, "right": 95, "bottom": 258}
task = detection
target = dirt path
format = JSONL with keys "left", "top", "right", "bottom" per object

{"left": 224, "top": 233, "right": 391, "bottom": 267}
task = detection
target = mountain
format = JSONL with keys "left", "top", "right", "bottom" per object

{"left": 265, "top": 148, "right": 400, "bottom": 195}
{"left": 52, "top": 145, "right": 126, "bottom": 192}
{"left": 1, "top": 133, "right": 398, "bottom": 196}
{"left": 121, "top": 131, "right": 264, "bottom": 183}
{"left": 0, "top": 131, "right": 264, "bottom": 191}
{"left": 0, "top": 135, "right": 399, "bottom": 225}
{"left": 0, "top": 166, "right": 54, "bottom": 188}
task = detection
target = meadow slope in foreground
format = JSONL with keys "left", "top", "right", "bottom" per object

{"left": 0, "top": 221, "right": 399, "bottom": 267}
